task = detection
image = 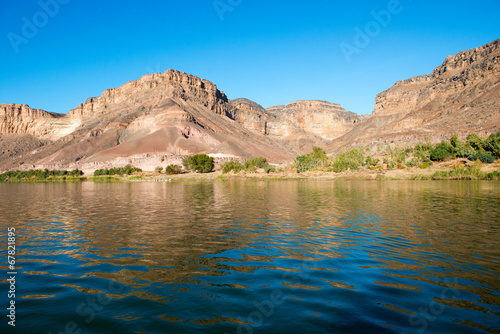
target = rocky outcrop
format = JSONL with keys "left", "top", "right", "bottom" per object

{"left": 230, "top": 99, "right": 361, "bottom": 153}
{"left": 266, "top": 100, "right": 359, "bottom": 140}
{"left": 328, "top": 38, "right": 500, "bottom": 150}
{"left": 0, "top": 104, "right": 80, "bottom": 140}
{"left": 68, "top": 69, "right": 235, "bottom": 121}
{"left": 374, "top": 39, "right": 500, "bottom": 118}
{"left": 230, "top": 98, "right": 272, "bottom": 135}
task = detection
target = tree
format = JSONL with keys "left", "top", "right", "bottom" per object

{"left": 183, "top": 154, "right": 214, "bottom": 173}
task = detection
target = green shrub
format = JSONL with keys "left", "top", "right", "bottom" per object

{"left": 406, "top": 159, "right": 417, "bottom": 167}
{"left": 222, "top": 160, "right": 244, "bottom": 174}
{"left": 293, "top": 147, "right": 329, "bottom": 172}
{"left": 486, "top": 132, "right": 500, "bottom": 158}
{"left": 155, "top": 167, "right": 164, "bottom": 173}
{"left": 294, "top": 155, "right": 316, "bottom": 173}
{"left": 264, "top": 165, "right": 276, "bottom": 174}
{"left": 182, "top": 154, "right": 214, "bottom": 173}
{"left": 331, "top": 149, "right": 364, "bottom": 172}
{"left": 453, "top": 141, "right": 476, "bottom": 159}
{"left": 365, "top": 156, "right": 380, "bottom": 166}
{"left": 165, "top": 164, "right": 182, "bottom": 174}
{"left": 244, "top": 157, "right": 268, "bottom": 170}
{"left": 471, "top": 151, "right": 495, "bottom": 164}
{"left": 418, "top": 162, "right": 431, "bottom": 169}
{"left": 0, "top": 169, "right": 84, "bottom": 182}
{"left": 332, "top": 158, "right": 358, "bottom": 172}
{"left": 396, "top": 151, "right": 407, "bottom": 163}
{"left": 414, "top": 142, "right": 432, "bottom": 161}
{"left": 430, "top": 147, "right": 451, "bottom": 161}
{"left": 466, "top": 134, "right": 487, "bottom": 151}
{"left": 430, "top": 141, "right": 454, "bottom": 161}
{"left": 450, "top": 134, "right": 461, "bottom": 148}
{"left": 93, "top": 165, "right": 142, "bottom": 176}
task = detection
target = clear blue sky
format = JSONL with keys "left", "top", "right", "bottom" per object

{"left": 0, "top": 0, "right": 499, "bottom": 115}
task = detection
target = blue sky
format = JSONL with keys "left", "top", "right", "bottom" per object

{"left": 0, "top": 0, "right": 499, "bottom": 115}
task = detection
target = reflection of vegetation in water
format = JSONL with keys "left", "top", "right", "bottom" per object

{"left": 187, "top": 182, "right": 215, "bottom": 212}
{"left": 3, "top": 180, "right": 499, "bottom": 332}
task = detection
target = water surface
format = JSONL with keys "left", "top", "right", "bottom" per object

{"left": 0, "top": 180, "right": 499, "bottom": 333}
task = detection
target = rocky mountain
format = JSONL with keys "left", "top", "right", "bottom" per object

{"left": 328, "top": 38, "right": 500, "bottom": 150}
{"left": 0, "top": 70, "right": 293, "bottom": 171}
{"left": 0, "top": 70, "right": 358, "bottom": 172}
{"left": 1, "top": 39, "right": 499, "bottom": 171}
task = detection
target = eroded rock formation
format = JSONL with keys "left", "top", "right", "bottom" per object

{"left": 328, "top": 38, "right": 500, "bottom": 150}
{"left": 1, "top": 39, "right": 499, "bottom": 171}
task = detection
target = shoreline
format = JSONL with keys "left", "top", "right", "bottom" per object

{"left": 2, "top": 159, "right": 499, "bottom": 182}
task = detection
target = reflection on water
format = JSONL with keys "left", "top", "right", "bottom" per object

{"left": 0, "top": 180, "right": 499, "bottom": 333}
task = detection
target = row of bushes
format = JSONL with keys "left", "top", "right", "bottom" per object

{"left": 221, "top": 157, "right": 276, "bottom": 174}
{"left": 294, "top": 146, "right": 368, "bottom": 173}
{"left": 410, "top": 162, "right": 500, "bottom": 180}
{"left": 0, "top": 169, "right": 83, "bottom": 182}
{"left": 425, "top": 133, "right": 499, "bottom": 163}
{"left": 293, "top": 132, "right": 500, "bottom": 173}
{"left": 93, "top": 164, "right": 142, "bottom": 176}
{"left": 1, "top": 133, "right": 497, "bottom": 179}
{"left": 156, "top": 164, "right": 183, "bottom": 175}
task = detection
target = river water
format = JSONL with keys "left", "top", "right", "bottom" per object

{"left": 0, "top": 180, "right": 499, "bottom": 333}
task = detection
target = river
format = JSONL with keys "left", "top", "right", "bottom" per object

{"left": 0, "top": 180, "right": 499, "bottom": 333}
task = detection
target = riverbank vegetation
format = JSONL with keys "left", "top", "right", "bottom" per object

{"left": 291, "top": 132, "right": 500, "bottom": 175}
{"left": 0, "top": 169, "right": 84, "bottom": 182}
{"left": 222, "top": 157, "right": 276, "bottom": 174}
{"left": 93, "top": 165, "right": 142, "bottom": 176}
{"left": 1, "top": 133, "right": 498, "bottom": 182}
{"left": 182, "top": 154, "right": 214, "bottom": 173}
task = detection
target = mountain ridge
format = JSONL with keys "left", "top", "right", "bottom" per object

{"left": 1, "top": 39, "right": 499, "bottom": 172}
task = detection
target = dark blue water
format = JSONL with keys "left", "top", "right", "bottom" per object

{"left": 0, "top": 180, "right": 499, "bottom": 333}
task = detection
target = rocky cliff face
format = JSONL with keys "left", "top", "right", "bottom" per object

{"left": 374, "top": 38, "right": 500, "bottom": 118}
{"left": 67, "top": 70, "right": 235, "bottom": 121}
{"left": 329, "top": 38, "right": 500, "bottom": 150}
{"left": 0, "top": 104, "right": 80, "bottom": 140}
{"left": 266, "top": 100, "right": 359, "bottom": 140}
{"left": 230, "top": 99, "right": 360, "bottom": 153}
